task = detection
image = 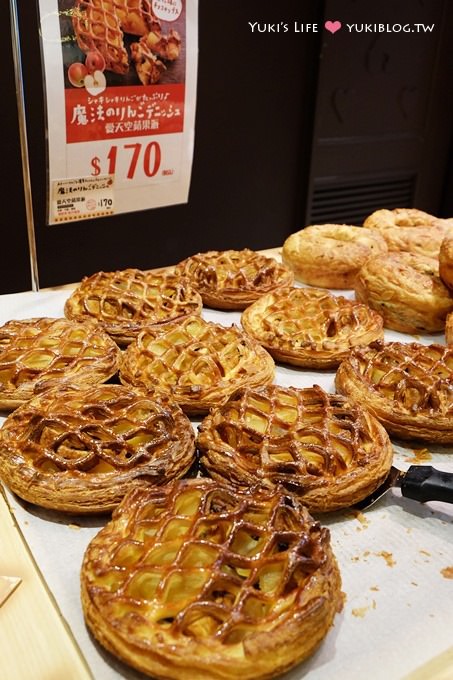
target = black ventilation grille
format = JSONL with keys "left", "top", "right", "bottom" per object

{"left": 307, "top": 175, "right": 416, "bottom": 226}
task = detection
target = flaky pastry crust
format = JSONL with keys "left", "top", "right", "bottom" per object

{"left": 446, "top": 312, "right": 453, "bottom": 345}
{"left": 241, "top": 287, "right": 383, "bottom": 369}
{"left": 363, "top": 208, "right": 450, "bottom": 258}
{"left": 439, "top": 231, "right": 453, "bottom": 291}
{"left": 198, "top": 384, "right": 393, "bottom": 513}
{"left": 335, "top": 341, "right": 453, "bottom": 444}
{"left": 0, "top": 317, "right": 119, "bottom": 410}
{"left": 0, "top": 384, "right": 195, "bottom": 513}
{"left": 175, "top": 249, "right": 294, "bottom": 310}
{"left": 354, "top": 252, "right": 453, "bottom": 334}
{"left": 64, "top": 269, "right": 202, "bottom": 345}
{"left": 81, "top": 478, "right": 342, "bottom": 680}
{"left": 119, "top": 315, "right": 275, "bottom": 415}
{"left": 281, "top": 224, "right": 387, "bottom": 289}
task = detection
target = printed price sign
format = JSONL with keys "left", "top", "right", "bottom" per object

{"left": 51, "top": 176, "right": 114, "bottom": 222}
{"left": 38, "top": 0, "right": 198, "bottom": 225}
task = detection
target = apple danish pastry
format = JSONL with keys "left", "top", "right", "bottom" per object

{"left": 81, "top": 478, "right": 342, "bottom": 679}
{"left": 354, "top": 252, "right": 453, "bottom": 334}
{"left": 198, "top": 384, "right": 393, "bottom": 513}
{"left": 64, "top": 268, "right": 202, "bottom": 345}
{"left": 241, "top": 287, "right": 383, "bottom": 369}
{"left": 281, "top": 224, "right": 387, "bottom": 289}
{"left": 119, "top": 315, "right": 275, "bottom": 414}
{"left": 335, "top": 341, "right": 453, "bottom": 444}
{"left": 0, "top": 384, "right": 195, "bottom": 513}
{"left": 446, "top": 312, "right": 453, "bottom": 345}
{"left": 175, "top": 249, "right": 294, "bottom": 310}
{"left": 0, "top": 317, "right": 119, "bottom": 410}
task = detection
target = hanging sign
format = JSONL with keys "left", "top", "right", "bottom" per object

{"left": 37, "top": 0, "right": 197, "bottom": 224}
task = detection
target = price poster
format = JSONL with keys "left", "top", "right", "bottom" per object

{"left": 37, "top": 0, "right": 198, "bottom": 224}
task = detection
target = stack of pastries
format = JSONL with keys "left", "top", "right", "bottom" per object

{"left": 0, "top": 216, "right": 452, "bottom": 679}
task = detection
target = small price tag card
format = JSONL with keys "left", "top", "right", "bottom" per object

{"left": 51, "top": 175, "right": 114, "bottom": 223}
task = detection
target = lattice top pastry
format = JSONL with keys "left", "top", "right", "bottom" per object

{"left": 335, "top": 341, "right": 453, "bottom": 444}
{"left": 198, "top": 384, "right": 393, "bottom": 513}
{"left": 241, "top": 287, "right": 384, "bottom": 369}
{"left": 0, "top": 317, "right": 119, "bottom": 410}
{"left": 119, "top": 315, "right": 275, "bottom": 414}
{"left": 0, "top": 383, "right": 195, "bottom": 513}
{"left": 175, "top": 249, "right": 294, "bottom": 310}
{"left": 64, "top": 269, "right": 202, "bottom": 345}
{"left": 81, "top": 478, "right": 342, "bottom": 679}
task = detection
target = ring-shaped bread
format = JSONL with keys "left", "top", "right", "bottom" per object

{"left": 241, "top": 287, "right": 383, "bottom": 369}
{"left": 197, "top": 384, "right": 393, "bottom": 513}
{"left": 81, "top": 478, "right": 342, "bottom": 680}
{"left": 335, "top": 341, "right": 453, "bottom": 444}
{"left": 0, "top": 317, "right": 119, "bottom": 410}
{"left": 0, "top": 383, "right": 195, "bottom": 513}
{"left": 363, "top": 208, "right": 450, "bottom": 258}
{"left": 281, "top": 224, "right": 388, "bottom": 289}
{"left": 64, "top": 268, "right": 202, "bottom": 345}
{"left": 439, "top": 231, "right": 453, "bottom": 291}
{"left": 119, "top": 315, "right": 275, "bottom": 415}
{"left": 354, "top": 252, "right": 453, "bottom": 334}
{"left": 175, "top": 249, "right": 294, "bottom": 309}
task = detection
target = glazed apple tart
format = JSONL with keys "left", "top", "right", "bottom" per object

{"left": 119, "top": 315, "right": 275, "bottom": 415}
{"left": 241, "top": 287, "right": 384, "bottom": 369}
{"left": 0, "top": 383, "right": 195, "bottom": 513}
{"left": 81, "top": 478, "right": 342, "bottom": 679}
{"left": 197, "top": 384, "right": 393, "bottom": 513}
{"left": 0, "top": 317, "right": 119, "bottom": 410}
{"left": 64, "top": 268, "right": 202, "bottom": 345}
{"left": 335, "top": 341, "right": 453, "bottom": 444}
{"left": 175, "top": 249, "right": 294, "bottom": 310}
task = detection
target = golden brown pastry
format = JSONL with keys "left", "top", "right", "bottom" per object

{"left": 281, "top": 224, "right": 388, "bottom": 289}
{"left": 198, "top": 384, "right": 393, "bottom": 513}
{"left": 241, "top": 287, "right": 383, "bottom": 369}
{"left": 119, "top": 315, "right": 275, "bottom": 414}
{"left": 64, "top": 268, "right": 202, "bottom": 345}
{"left": 81, "top": 478, "right": 342, "bottom": 679}
{"left": 354, "top": 252, "right": 453, "bottom": 334}
{"left": 73, "top": 0, "right": 161, "bottom": 74}
{"left": 0, "top": 384, "right": 195, "bottom": 513}
{"left": 446, "top": 312, "right": 453, "bottom": 345}
{"left": 335, "top": 341, "right": 453, "bottom": 444}
{"left": 175, "top": 249, "right": 294, "bottom": 310}
{"left": 0, "top": 317, "right": 119, "bottom": 410}
{"left": 439, "top": 231, "right": 453, "bottom": 291}
{"left": 363, "top": 208, "right": 450, "bottom": 258}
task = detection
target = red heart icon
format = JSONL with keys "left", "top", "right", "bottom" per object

{"left": 324, "top": 20, "right": 342, "bottom": 34}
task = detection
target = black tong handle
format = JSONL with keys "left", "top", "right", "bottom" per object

{"left": 401, "top": 465, "right": 453, "bottom": 504}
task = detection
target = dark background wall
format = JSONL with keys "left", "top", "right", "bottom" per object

{"left": 1, "top": 0, "right": 452, "bottom": 293}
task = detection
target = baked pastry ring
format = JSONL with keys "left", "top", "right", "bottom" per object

{"left": 363, "top": 208, "right": 449, "bottom": 258}
{"left": 354, "top": 252, "right": 453, "bottom": 334}
{"left": 81, "top": 478, "right": 342, "bottom": 680}
{"left": 439, "top": 231, "right": 453, "bottom": 291}
{"left": 119, "top": 315, "right": 275, "bottom": 414}
{"left": 241, "top": 287, "right": 384, "bottom": 369}
{"left": 281, "top": 224, "right": 387, "bottom": 289}
{"left": 0, "top": 384, "right": 195, "bottom": 513}
{"left": 198, "top": 384, "right": 393, "bottom": 513}
{"left": 0, "top": 317, "right": 119, "bottom": 410}
{"left": 175, "top": 249, "right": 294, "bottom": 310}
{"left": 446, "top": 312, "right": 453, "bottom": 345}
{"left": 64, "top": 269, "right": 202, "bottom": 345}
{"left": 335, "top": 341, "right": 453, "bottom": 444}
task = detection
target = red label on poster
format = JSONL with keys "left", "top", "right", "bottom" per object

{"left": 65, "top": 84, "right": 185, "bottom": 143}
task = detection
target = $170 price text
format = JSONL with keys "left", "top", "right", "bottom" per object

{"left": 90, "top": 141, "right": 171, "bottom": 179}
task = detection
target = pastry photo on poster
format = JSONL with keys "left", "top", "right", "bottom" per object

{"left": 38, "top": 0, "right": 198, "bottom": 224}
